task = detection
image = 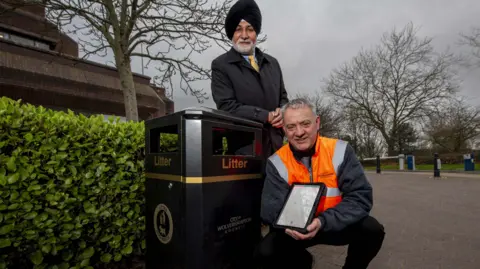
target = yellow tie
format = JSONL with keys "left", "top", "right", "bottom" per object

{"left": 249, "top": 55, "right": 259, "bottom": 72}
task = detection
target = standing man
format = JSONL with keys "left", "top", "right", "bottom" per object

{"left": 210, "top": 0, "right": 289, "bottom": 159}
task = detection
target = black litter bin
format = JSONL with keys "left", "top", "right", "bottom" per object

{"left": 145, "top": 107, "right": 264, "bottom": 269}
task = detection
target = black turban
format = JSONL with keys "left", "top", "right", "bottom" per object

{"left": 225, "top": 0, "right": 262, "bottom": 40}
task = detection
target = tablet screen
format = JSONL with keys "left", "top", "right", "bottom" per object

{"left": 275, "top": 184, "right": 321, "bottom": 228}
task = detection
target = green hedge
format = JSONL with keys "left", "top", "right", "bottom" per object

{"left": 0, "top": 97, "right": 149, "bottom": 268}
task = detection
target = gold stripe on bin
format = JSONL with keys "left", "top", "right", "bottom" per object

{"left": 145, "top": 173, "right": 262, "bottom": 183}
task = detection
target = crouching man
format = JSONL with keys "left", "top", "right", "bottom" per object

{"left": 255, "top": 98, "right": 385, "bottom": 269}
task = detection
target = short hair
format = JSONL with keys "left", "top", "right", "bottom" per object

{"left": 281, "top": 98, "right": 315, "bottom": 115}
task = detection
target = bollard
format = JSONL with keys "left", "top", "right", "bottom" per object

{"left": 464, "top": 154, "right": 472, "bottom": 171}
{"left": 144, "top": 107, "right": 264, "bottom": 269}
{"left": 433, "top": 153, "right": 440, "bottom": 178}
{"left": 376, "top": 155, "right": 381, "bottom": 174}
{"left": 398, "top": 154, "right": 405, "bottom": 170}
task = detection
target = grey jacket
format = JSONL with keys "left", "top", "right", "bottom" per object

{"left": 260, "top": 141, "right": 373, "bottom": 233}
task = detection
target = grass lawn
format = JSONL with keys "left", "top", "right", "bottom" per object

{"left": 363, "top": 163, "right": 469, "bottom": 171}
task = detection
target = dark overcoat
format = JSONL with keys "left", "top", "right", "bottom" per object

{"left": 210, "top": 47, "right": 289, "bottom": 159}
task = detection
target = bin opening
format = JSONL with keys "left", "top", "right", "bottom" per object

{"left": 212, "top": 127, "right": 256, "bottom": 156}
{"left": 150, "top": 124, "right": 179, "bottom": 153}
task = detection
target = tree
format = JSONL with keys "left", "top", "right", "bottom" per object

{"left": 45, "top": 0, "right": 234, "bottom": 121}
{"left": 423, "top": 97, "right": 480, "bottom": 152}
{"left": 295, "top": 92, "right": 343, "bottom": 138}
{"left": 459, "top": 26, "right": 480, "bottom": 68}
{"left": 390, "top": 122, "right": 418, "bottom": 154}
{"left": 341, "top": 107, "right": 384, "bottom": 158}
{"left": 322, "top": 22, "right": 459, "bottom": 155}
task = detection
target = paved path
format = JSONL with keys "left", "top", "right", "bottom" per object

{"left": 309, "top": 171, "right": 480, "bottom": 269}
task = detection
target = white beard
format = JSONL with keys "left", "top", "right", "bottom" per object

{"left": 232, "top": 39, "right": 256, "bottom": 55}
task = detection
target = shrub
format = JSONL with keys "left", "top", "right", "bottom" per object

{"left": 0, "top": 97, "right": 148, "bottom": 268}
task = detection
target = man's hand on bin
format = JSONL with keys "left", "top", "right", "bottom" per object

{"left": 285, "top": 218, "right": 322, "bottom": 240}
{"left": 268, "top": 108, "right": 283, "bottom": 128}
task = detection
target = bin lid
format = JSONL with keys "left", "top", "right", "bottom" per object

{"left": 176, "top": 106, "right": 264, "bottom": 128}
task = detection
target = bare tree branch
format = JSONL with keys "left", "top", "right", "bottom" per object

{"left": 423, "top": 97, "right": 480, "bottom": 152}
{"left": 44, "top": 0, "right": 242, "bottom": 120}
{"left": 341, "top": 106, "right": 385, "bottom": 158}
{"left": 322, "top": 22, "right": 459, "bottom": 155}
{"left": 459, "top": 26, "right": 480, "bottom": 68}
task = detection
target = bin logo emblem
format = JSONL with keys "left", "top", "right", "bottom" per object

{"left": 154, "top": 203, "right": 173, "bottom": 244}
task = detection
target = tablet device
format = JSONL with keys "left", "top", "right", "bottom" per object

{"left": 273, "top": 183, "right": 326, "bottom": 234}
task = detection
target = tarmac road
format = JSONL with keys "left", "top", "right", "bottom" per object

{"left": 309, "top": 171, "right": 480, "bottom": 269}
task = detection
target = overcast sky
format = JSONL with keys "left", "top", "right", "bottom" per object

{"left": 82, "top": 0, "right": 480, "bottom": 111}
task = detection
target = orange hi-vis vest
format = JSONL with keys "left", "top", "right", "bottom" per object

{"left": 269, "top": 136, "right": 346, "bottom": 217}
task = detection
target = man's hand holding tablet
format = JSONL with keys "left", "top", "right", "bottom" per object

{"left": 285, "top": 218, "right": 322, "bottom": 240}
{"left": 273, "top": 183, "right": 326, "bottom": 240}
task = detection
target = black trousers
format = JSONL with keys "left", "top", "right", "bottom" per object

{"left": 254, "top": 216, "right": 385, "bottom": 269}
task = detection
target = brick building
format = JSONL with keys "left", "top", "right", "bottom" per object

{"left": 0, "top": 0, "right": 174, "bottom": 120}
